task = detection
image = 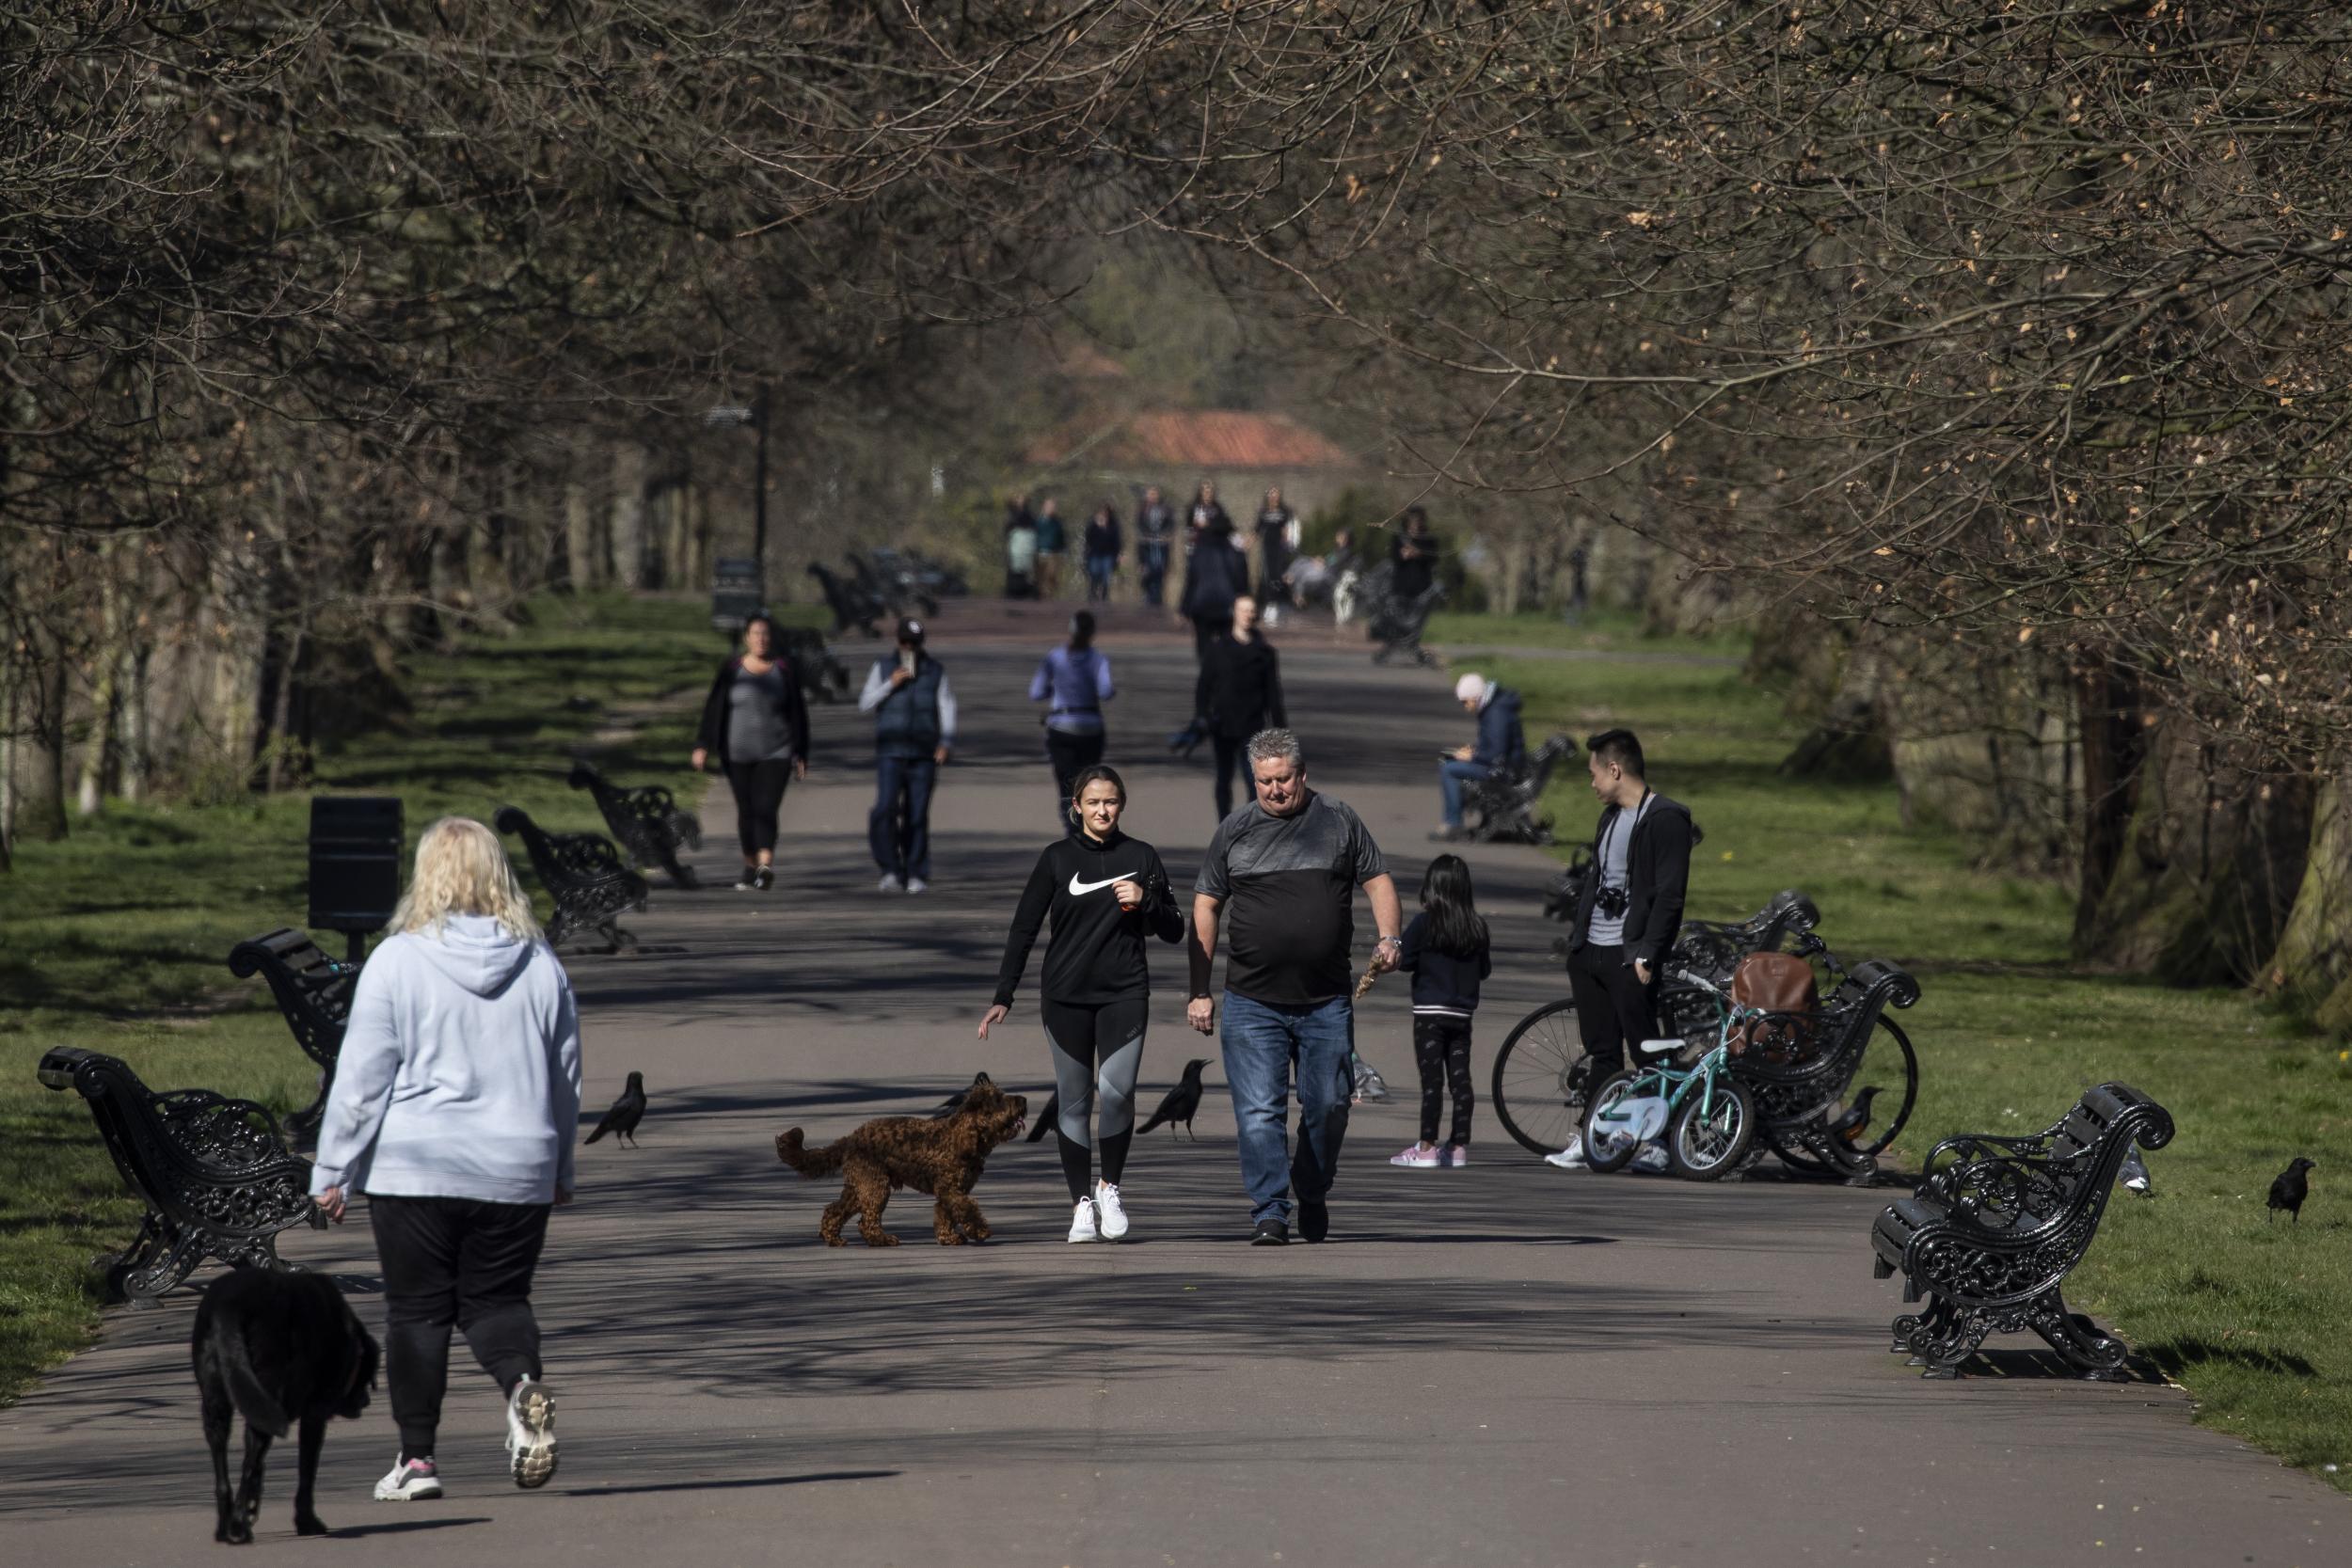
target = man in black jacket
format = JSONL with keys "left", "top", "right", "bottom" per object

{"left": 1195, "top": 596, "right": 1287, "bottom": 820}
{"left": 1548, "top": 729, "right": 1693, "bottom": 1168}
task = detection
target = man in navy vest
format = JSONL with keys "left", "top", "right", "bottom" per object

{"left": 859, "top": 616, "right": 959, "bottom": 894}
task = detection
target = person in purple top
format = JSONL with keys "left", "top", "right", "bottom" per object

{"left": 1029, "top": 610, "right": 1116, "bottom": 823}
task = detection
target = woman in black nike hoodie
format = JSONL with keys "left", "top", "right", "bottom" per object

{"left": 980, "top": 764, "right": 1184, "bottom": 1243}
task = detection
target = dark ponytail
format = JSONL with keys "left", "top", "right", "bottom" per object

{"left": 1420, "top": 854, "right": 1489, "bottom": 958}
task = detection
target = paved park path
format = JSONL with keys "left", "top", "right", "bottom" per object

{"left": 2, "top": 602, "right": 2339, "bottom": 1565}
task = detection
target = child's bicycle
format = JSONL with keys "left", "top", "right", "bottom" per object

{"left": 1581, "top": 967, "right": 1759, "bottom": 1180}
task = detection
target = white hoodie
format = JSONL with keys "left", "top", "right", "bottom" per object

{"left": 310, "top": 915, "right": 583, "bottom": 1205}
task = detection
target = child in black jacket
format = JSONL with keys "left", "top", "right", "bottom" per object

{"left": 1390, "top": 854, "right": 1492, "bottom": 1168}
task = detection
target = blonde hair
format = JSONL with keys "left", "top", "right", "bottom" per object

{"left": 391, "top": 816, "right": 544, "bottom": 942}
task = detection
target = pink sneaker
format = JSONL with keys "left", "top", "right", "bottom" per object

{"left": 1389, "top": 1143, "right": 1441, "bottom": 1167}
{"left": 1439, "top": 1144, "right": 1470, "bottom": 1167}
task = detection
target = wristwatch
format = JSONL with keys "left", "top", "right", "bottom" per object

{"left": 1377, "top": 935, "right": 1403, "bottom": 951}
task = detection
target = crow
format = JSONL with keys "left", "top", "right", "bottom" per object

{"left": 1137, "top": 1059, "right": 1213, "bottom": 1140}
{"left": 1025, "top": 1092, "right": 1058, "bottom": 1142}
{"left": 584, "top": 1070, "right": 647, "bottom": 1148}
{"left": 931, "top": 1072, "right": 992, "bottom": 1117}
{"left": 2267, "top": 1156, "right": 2315, "bottom": 1224}
{"left": 1828, "top": 1085, "right": 1882, "bottom": 1147}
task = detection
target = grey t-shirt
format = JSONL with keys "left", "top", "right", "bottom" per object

{"left": 1196, "top": 792, "right": 1387, "bottom": 1005}
{"left": 1585, "top": 795, "right": 1653, "bottom": 945}
{"left": 727, "top": 665, "right": 796, "bottom": 762}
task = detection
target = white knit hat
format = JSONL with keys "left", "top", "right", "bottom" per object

{"left": 1454, "top": 673, "right": 1486, "bottom": 703}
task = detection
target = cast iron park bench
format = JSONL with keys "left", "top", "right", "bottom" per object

{"left": 1871, "top": 1082, "right": 2173, "bottom": 1379}
{"left": 780, "top": 626, "right": 854, "bottom": 705}
{"left": 1717, "top": 952, "right": 1921, "bottom": 1181}
{"left": 1461, "top": 734, "right": 1577, "bottom": 846}
{"left": 1672, "top": 890, "right": 1821, "bottom": 985}
{"left": 227, "top": 928, "right": 358, "bottom": 1137}
{"left": 38, "top": 1047, "right": 322, "bottom": 1306}
{"left": 493, "top": 805, "right": 649, "bottom": 951}
{"left": 806, "top": 561, "right": 884, "bottom": 638}
{"left": 567, "top": 761, "right": 703, "bottom": 888}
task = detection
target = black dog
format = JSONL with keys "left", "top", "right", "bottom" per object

{"left": 192, "top": 1267, "right": 378, "bottom": 1544}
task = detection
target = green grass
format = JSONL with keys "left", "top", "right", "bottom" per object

{"left": 1438, "top": 617, "right": 2352, "bottom": 1489}
{"left": 1423, "top": 606, "right": 1754, "bottom": 659}
{"left": 0, "top": 594, "right": 730, "bottom": 1404}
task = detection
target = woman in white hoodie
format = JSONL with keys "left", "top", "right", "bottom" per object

{"left": 311, "top": 816, "right": 582, "bottom": 1503}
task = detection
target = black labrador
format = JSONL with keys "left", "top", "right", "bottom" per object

{"left": 192, "top": 1267, "right": 378, "bottom": 1544}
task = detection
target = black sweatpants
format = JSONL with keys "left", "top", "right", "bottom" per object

{"left": 1566, "top": 940, "right": 1661, "bottom": 1081}
{"left": 725, "top": 759, "right": 792, "bottom": 858}
{"left": 370, "top": 1195, "right": 552, "bottom": 1462}
{"left": 1210, "top": 733, "right": 1258, "bottom": 820}
{"left": 1413, "top": 1015, "right": 1475, "bottom": 1147}
{"left": 1044, "top": 730, "right": 1106, "bottom": 822}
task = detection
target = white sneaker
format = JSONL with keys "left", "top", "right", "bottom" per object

{"left": 1067, "top": 1198, "right": 1099, "bottom": 1243}
{"left": 1544, "top": 1141, "right": 1591, "bottom": 1169}
{"left": 878, "top": 873, "right": 904, "bottom": 893}
{"left": 906, "top": 877, "right": 930, "bottom": 895}
{"left": 373, "top": 1455, "right": 442, "bottom": 1501}
{"left": 1094, "top": 1180, "right": 1130, "bottom": 1240}
{"left": 504, "top": 1376, "right": 558, "bottom": 1489}
{"left": 1631, "top": 1142, "right": 1671, "bottom": 1175}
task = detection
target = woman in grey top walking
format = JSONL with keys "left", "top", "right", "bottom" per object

{"left": 311, "top": 816, "right": 581, "bottom": 1501}
{"left": 693, "top": 613, "right": 812, "bottom": 891}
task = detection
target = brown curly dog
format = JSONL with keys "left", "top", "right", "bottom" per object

{"left": 776, "top": 1074, "right": 1029, "bottom": 1246}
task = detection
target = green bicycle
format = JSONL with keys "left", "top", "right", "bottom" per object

{"left": 1581, "top": 967, "right": 1758, "bottom": 1180}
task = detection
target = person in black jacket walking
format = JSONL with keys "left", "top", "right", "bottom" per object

{"left": 1546, "top": 728, "right": 1695, "bottom": 1170}
{"left": 1180, "top": 517, "right": 1251, "bottom": 659}
{"left": 691, "top": 615, "right": 811, "bottom": 891}
{"left": 980, "top": 765, "right": 1184, "bottom": 1243}
{"left": 1194, "top": 595, "right": 1286, "bottom": 820}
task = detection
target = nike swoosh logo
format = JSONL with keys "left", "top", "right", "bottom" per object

{"left": 1069, "top": 874, "right": 1129, "bottom": 895}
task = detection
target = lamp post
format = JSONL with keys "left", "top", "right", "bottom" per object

{"left": 704, "top": 384, "right": 771, "bottom": 594}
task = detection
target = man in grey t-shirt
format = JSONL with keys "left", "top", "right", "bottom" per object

{"left": 1189, "top": 728, "right": 1403, "bottom": 1244}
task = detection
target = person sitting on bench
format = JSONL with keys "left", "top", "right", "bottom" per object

{"left": 1433, "top": 672, "right": 1526, "bottom": 841}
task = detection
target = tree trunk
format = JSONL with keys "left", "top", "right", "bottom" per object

{"left": 75, "top": 544, "right": 124, "bottom": 816}
{"left": 22, "top": 635, "right": 70, "bottom": 842}
{"left": 564, "top": 480, "right": 602, "bottom": 591}
{"left": 611, "top": 444, "right": 648, "bottom": 591}
{"left": 2267, "top": 770, "right": 2352, "bottom": 1030}
{"left": 2073, "top": 654, "right": 2147, "bottom": 947}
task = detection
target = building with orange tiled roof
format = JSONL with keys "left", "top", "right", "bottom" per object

{"left": 1021, "top": 408, "right": 1366, "bottom": 521}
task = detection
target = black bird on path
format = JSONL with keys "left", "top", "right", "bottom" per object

{"left": 931, "top": 1072, "right": 992, "bottom": 1117}
{"left": 1137, "top": 1059, "right": 1214, "bottom": 1141}
{"left": 584, "top": 1071, "right": 647, "bottom": 1148}
{"left": 1828, "top": 1085, "right": 1882, "bottom": 1148}
{"left": 1026, "top": 1092, "right": 1058, "bottom": 1142}
{"left": 2267, "top": 1157, "right": 2315, "bottom": 1224}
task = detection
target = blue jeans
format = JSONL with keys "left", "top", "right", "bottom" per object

{"left": 1085, "top": 555, "right": 1117, "bottom": 601}
{"left": 869, "top": 753, "right": 937, "bottom": 880}
{"left": 1219, "top": 991, "right": 1354, "bottom": 1226}
{"left": 1137, "top": 542, "right": 1170, "bottom": 606}
{"left": 1438, "top": 759, "right": 1493, "bottom": 828}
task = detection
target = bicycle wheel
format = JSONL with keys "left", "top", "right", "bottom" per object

{"left": 1773, "top": 1016, "right": 1922, "bottom": 1173}
{"left": 1668, "top": 1076, "right": 1756, "bottom": 1180}
{"left": 1489, "top": 998, "right": 1593, "bottom": 1155}
{"left": 1581, "top": 1070, "right": 1645, "bottom": 1173}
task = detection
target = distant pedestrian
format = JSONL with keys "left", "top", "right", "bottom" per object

{"left": 1004, "top": 497, "right": 1040, "bottom": 599}
{"left": 860, "top": 616, "right": 958, "bottom": 894}
{"left": 1391, "top": 507, "right": 1442, "bottom": 600}
{"left": 1082, "top": 502, "right": 1122, "bottom": 603}
{"left": 1035, "top": 498, "right": 1068, "bottom": 598}
{"left": 1329, "top": 527, "right": 1363, "bottom": 629}
{"left": 1254, "top": 487, "right": 1299, "bottom": 625}
{"left": 1433, "top": 671, "right": 1526, "bottom": 842}
{"left": 980, "top": 764, "right": 1184, "bottom": 1243}
{"left": 1029, "top": 610, "right": 1115, "bottom": 820}
{"left": 1194, "top": 595, "right": 1286, "bottom": 819}
{"left": 1186, "top": 480, "right": 1233, "bottom": 554}
{"left": 310, "top": 816, "right": 578, "bottom": 1501}
{"left": 691, "top": 613, "right": 811, "bottom": 892}
{"left": 1388, "top": 854, "right": 1491, "bottom": 1170}
{"left": 1180, "top": 516, "right": 1250, "bottom": 659}
{"left": 1188, "top": 728, "right": 1404, "bottom": 1245}
{"left": 1135, "top": 485, "right": 1177, "bottom": 608}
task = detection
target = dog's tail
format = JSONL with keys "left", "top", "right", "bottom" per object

{"left": 774, "top": 1127, "right": 847, "bottom": 1179}
{"left": 218, "top": 1324, "right": 292, "bottom": 1438}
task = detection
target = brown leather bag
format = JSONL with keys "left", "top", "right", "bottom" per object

{"left": 1728, "top": 952, "right": 1819, "bottom": 1062}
